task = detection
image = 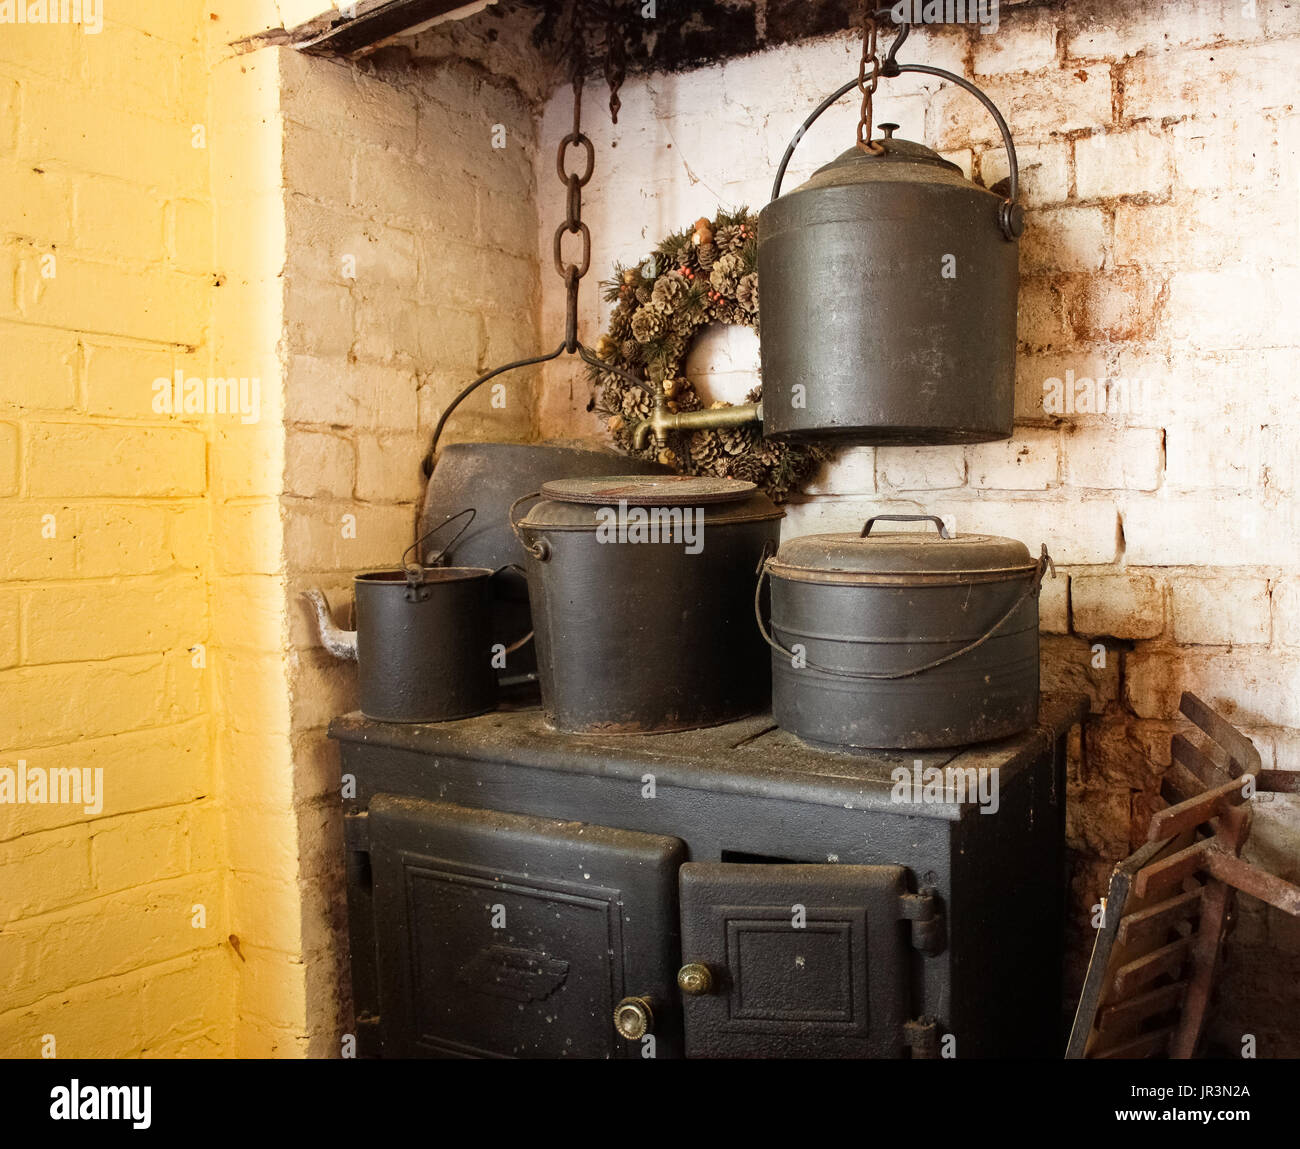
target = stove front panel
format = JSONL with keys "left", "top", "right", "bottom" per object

{"left": 368, "top": 795, "right": 684, "bottom": 1058}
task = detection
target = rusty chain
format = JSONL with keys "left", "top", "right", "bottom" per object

{"left": 553, "top": 75, "right": 594, "bottom": 353}
{"left": 856, "top": 10, "right": 885, "bottom": 155}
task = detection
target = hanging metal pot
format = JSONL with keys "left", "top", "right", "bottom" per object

{"left": 304, "top": 510, "right": 500, "bottom": 723}
{"left": 757, "top": 515, "right": 1051, "bottom": 750}
{"left": 631, "top": 16, "right": 1025, "bottom": 453}
{"left": 511, "top": 476, "right": 784, "bottom": 734}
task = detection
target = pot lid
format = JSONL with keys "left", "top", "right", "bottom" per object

{"left": 791, "top": 126, "right": 979, "bottom": 197}
{"left": 539, "top": 475, "right": 757, "bottom": 506}
{"left": 771, "top": 515, "right": 1035, "bottom": 578}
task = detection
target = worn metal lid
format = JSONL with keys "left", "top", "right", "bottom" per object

{"left": 792, "top": 129, "right": 981, "bottom": 197}
{"left": 522, "top": 475, "right": 783, "bottom": 531}
{"left": 770, "top": 515, "right": 1036, "bottom": 583}
{"left": 538, "top": 475, "right": 756, "bottom": 506}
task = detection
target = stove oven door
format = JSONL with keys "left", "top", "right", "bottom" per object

{"left": 677, "top": 862, "right": 914, "bottom": 1058}
{"left": 368, "top": 794, "right": 685, "bottom": 1059}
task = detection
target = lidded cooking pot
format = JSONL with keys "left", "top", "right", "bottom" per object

{"left": 758, "top": 72, "right": 1024, "bottom": 445}
{"left": 513, "top": 475, "right": 784, "bottom": 735}
{"left": 758, "top": 515, "right": 1050, "bottom": 750}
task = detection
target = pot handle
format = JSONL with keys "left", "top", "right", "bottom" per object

{"left": 753, "top": 543, "right": 1053, "bottom": 681}
{"left": 861, "top": 514, "right": 951, "bottom": 539}
{"left": 402, "top": 506, "right": 477, "bottom": 575}
{"left": 770, "top": 66, "right": 1023, "bottom": 241}
{"left": 508, "top": 491, "right": 551, "bottom": 561}
{"left": 490, "top": 563, "right": 535, "bottom": 655}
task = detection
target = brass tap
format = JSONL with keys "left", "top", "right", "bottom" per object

{"left": 631, "top": 394, "right": 763, "bottom": 450}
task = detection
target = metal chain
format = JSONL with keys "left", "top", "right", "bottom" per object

{"left": 553, "top": 75, "right": 593, "bottom": 353}
{"left": 856, "top": 10, "right": 885, "bottom": 155}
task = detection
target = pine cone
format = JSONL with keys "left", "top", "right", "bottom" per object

{"left": 736, "top": 272, "right": 758, "bottom": 314}
{"left": 651, "top": 271, "right": 689, "bottom": 309}
{"left": 621, "top": 386, "right": 652, "bottom": 418}
{"left": 620, "top": 338, "right": 640, "bottom": 362}
{"left": 608, "top": 306, "right": 633, "bottom": 341}
{"left": 689, "top": 430, "right": 723, "bottom": 470}
{"left": 727, "top": 456, "right": 766, "bottom": 485}
{"left": 715, "top": 224, "right": 747, "bottom": 253}
{"left": 710, "top": 252, "right": 745, "bottom": 296}
{"left": 635, "top": 284, "right": 653, "bottom": 305}
{"left": 719, "top": 424, "right": 754, "bottom": 455}
{"left": 630, "top": 302, "right": 670, "bottom": 343}
{"left": 695, "top": 241, "right": 717, "bottom": 270}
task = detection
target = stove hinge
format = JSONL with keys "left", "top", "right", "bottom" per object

{"left": 899, "top": 887, "right": 945, "bottom": 955}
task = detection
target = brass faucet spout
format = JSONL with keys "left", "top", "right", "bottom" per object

{"left": 631, "top": 402, "right": 763, "bottom": 451}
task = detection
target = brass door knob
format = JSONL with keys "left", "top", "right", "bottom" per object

{"left": 613, "top": 996, "right": 654, "bottom": 1040}
{"left": 677, "top": 962, "right": 715, "bottom": 996}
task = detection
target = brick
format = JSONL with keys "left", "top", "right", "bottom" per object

{"left": 1171, "top": 116, "right": 1277, "bottom": 194}
{"left": 972, "top": 8, "right": 1057, "bottom": 74}
{"left": 1064, "top": 426, "right": 1162, "bottom": 491}
{"left": 284, "top": 274, "right": 354, "bottom": 359}
{"left": 1020, "top": 206, "right": 1107, "bottom": 273}
{"left": 21, "top": 574, "right": 204, "bottom": 664}
{"left": 0, "top": 875, "right": 218, "bottom": 1013}
{"left": 0, "top": 420, "right": 16, "bottom": 495}
{"left": 1062, "top": 272, "right": 1164, "bottom": 343}
{"left": 1164, "top": 422, "right": 1260, "bottom": 490}
{"left": 285, "top": 429, "right": 354, "bottom": 499}
{"left": 1162, "top": 269, "right": 1300, "bottom": 350}
{"left": 928, "top": 65, "right": 1112, "bottom": 150}
{"left": 1122, "top": 42, "right": 1297, "bottom": 121}
{"left": 0, "top": 825, "right": 92, "bottom": 924}
{"left": 1172, "top": 576, "right": 1270, "bottom": 645}
{"left": 82, "top": 340, "right": 177, "bottom": 419}
{"left": 352, "top": 286, "right": 424, "bottom": 367}
{"left": 1042, "top": 634, "right": 1121, "bottom": 713}
{"left": 1126, "top": 649, "right": 1300, "bottom": 726}
{"left": 0, "top": 322, "right": 78, "bottom": 411}
{"left": 0, "top": 77, "right": 17, "bottom": 155}
{"left": 91, "top": 807, "right": 192, "bottom": 894}
{"left": 1076, "top": 126, "right": 1172, "bottom": 200}
{"left": 0, "top": 590, "right": 17, "bottom": 668}
{"left": 27, "top": 423, "right": 206, "bottom": 497}
{"left": 355, "top": 431, "right": 426, "bottom": 504}
{"left": 801, "top": 447, "right": 875, "bottom": 497}
{"left": 72, "top": 175, "right": 167, "bottom": 261}
{"left": 1066, "top": 784, "right": 1132, "bottom": 857}
{"left": 1122, "top": 495, "right": 1297, "bottom": 567}
{"left": 74, "top": 504, "right": 181, "bottom": 578}
{"left": 0, "top": 164, "right": 74, "bottom": 244}
{"left": 0, "top": 505, "right": 75, "bottom": 581}
{"left": 16, "top": 250, "right": 207, "bottom": 346}
{"left": 1277, "top": 579, "right": 1300, "bottom": 647}
{"left": 141, "top": 952, "right": 231, "bottom": 1054}
{"left": 1016, "top": 276, "right": 1070, "bottom": 349}
{"left": 876, "top": 446, "right": 965, "bottom": 491}
{"left": 282, "top": 501, "right": 416, "bottom": 574}
{"left": 1066, "top": 0, "right": 1266, "bottom": 62}
{"left": 1071, "top": 572, "right": 1164, "bottom": 639}
{"left": 980, "top": 139, "right": 1071, "bottom": 207}
{"left": 966, "top": 429, "right": 1060, "bottom": 490}
{"left": 283, "top": 121, "right": 354, "bottom": 209}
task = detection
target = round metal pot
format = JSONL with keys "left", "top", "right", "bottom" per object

{"left": 758, "top": 515, "right": 1049, "bottom": 750}
{"left": 513, "top": 476, "right": 784, "bottom": 734}
{"left": 420, "top": 441, "right": 670, "bottom": 684}
{"left": 354, "top": 566, "right": 498, "bottom": 723}
{"left": 759, "top": 84, "right": 1023, "bottom": 445}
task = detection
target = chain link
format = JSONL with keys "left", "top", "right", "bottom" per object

{"left": 553, "top": 75, "right": 594, "bottom": 351}
{"left": 856, "top": 11, "right": 885, "bottom": 155}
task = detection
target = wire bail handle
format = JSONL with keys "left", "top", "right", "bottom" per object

{"left": 400, "top": 507, "right": 476, "bottom": 598}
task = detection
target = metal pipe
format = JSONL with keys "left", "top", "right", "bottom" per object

{"left": 631, "top": 401, "right": 762, "bottom": 451}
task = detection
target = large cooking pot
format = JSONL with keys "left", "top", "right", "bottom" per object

{"left": 513, "top": 475, "right": 784, "bottom": 734}
{"left": 757, "top": 515, "right": 1050, "bottom": 750}
{"left": 757, "top": 67, "right": 1024, "bottom": 444}
{"left": 421, "top": 441, "right": 670, "bottom": 684}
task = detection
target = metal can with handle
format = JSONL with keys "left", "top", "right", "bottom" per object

{"left": 758, "top": 514, "right": 1050, "bottom": 749}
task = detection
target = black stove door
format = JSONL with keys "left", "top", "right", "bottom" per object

{"left": 678, "top": 862, "right": 912, "bottom": 1058}
{"left": 368, "top": 794, "right": 685, "bottom": 1059}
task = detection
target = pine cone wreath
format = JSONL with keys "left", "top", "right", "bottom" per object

{"left": 709, "top": 252, "right": 745, "bottom": 295}
{"left": 695, "top": 241, "right": 717, "bottom": 270}
{"left": 714, "top": 223, "right": 745, "bottom": 253}
{"left": 630, "top": 302, "right": 671, "bottom": 343}
{"left": 608, "top": 307, "right": 633, "bottom": 341}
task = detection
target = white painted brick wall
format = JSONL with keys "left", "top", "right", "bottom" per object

{"left": 1172, "top": 576, "right": 1271, "bottom": 645}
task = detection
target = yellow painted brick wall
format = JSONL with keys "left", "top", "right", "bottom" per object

{"left": 0, "top": 0, "right": 295, "bottom": 1058}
